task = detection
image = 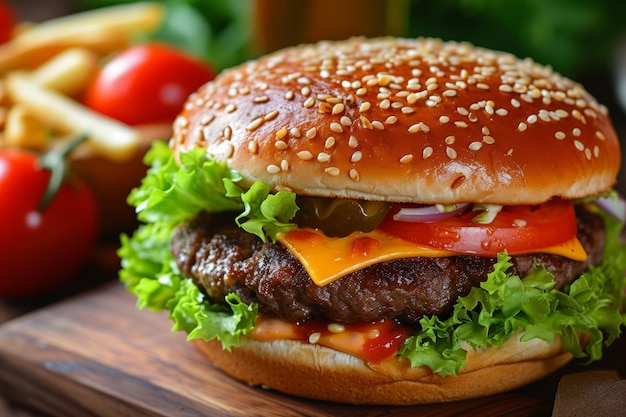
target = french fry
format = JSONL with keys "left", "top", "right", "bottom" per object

{"left": 5, "top": 72, "right": 139, "bottom": 161}
{"left": 3, "top": 104, "right": 48, "bottom": 149}
{"left": 29, "top": 48, "right": 100, "bottom": 96}
{"left": 0, "top": 2, "right": 165, "bottom": 74}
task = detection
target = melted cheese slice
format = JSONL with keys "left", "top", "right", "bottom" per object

{"left": 277, "top": 228, "right": 588, "bottom": 287}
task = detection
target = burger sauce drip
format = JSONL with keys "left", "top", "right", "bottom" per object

{"left": 251, "top": 317, "right": 409, "bottom": 363}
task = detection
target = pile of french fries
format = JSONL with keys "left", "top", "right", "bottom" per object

{"left": 0, "top": 2, "right": 166, "bottom": 161}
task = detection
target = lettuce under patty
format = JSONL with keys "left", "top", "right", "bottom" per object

{"left": 118, "top": 141, "right": 626, "bottom": 375}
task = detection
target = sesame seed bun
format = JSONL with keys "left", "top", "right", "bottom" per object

{"left": 192, "top": 332, "right": 573, "bottom": 405}
{"left": 171, "top": 37, "right": 621, "bottom": 205}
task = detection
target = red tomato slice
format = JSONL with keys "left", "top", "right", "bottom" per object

{"left": 378, "top": 199, "right": 577, "bottom": 256}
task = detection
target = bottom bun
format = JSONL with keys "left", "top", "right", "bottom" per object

{"left": 191, "top": 333, "right": 573, "bottom": 405}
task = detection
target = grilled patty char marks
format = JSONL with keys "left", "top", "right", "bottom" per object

{"left": 171, "top": 207, "right": 604, "bottom": 325}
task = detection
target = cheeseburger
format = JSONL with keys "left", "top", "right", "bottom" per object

{"left": 120, "top": 37, "right": 626, "bottom": 405}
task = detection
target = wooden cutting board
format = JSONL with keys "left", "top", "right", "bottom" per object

{"left": 0, "top": 281, "right": 623, "bottom": 417}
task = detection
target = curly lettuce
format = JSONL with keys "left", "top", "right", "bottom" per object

{"left": 119, "top": 142, "right": 626, "bottom": 373}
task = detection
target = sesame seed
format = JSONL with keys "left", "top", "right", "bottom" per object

{"left": 325, "top": 136, "right": 336, "bottom": 148}
{"left": 446, "top": 146, "right": 458, "bottom": 159}
{"left": 594, "top": 145, "right": 600, "bottom": 157}
{"left": 538, "top": 110, "right": 551, "bottom": 122}
{"left": 266, "top": 164, "right": 280, "bottom": 174}
{"left": 247, "top": 140, "right": 258, "bottom": 154}
{"left": 332, "top": 103, "right": 345, "bottom": 114}
{"left": 351, "top": 151, "right": 363, "bottom": 162}
{"left": 572, "top": 128, "right": 581, "bottom": 137}
{"left": 349, "top": 168, "right": 360, "bottom": 182}
{"left": 443, "top": 89, "right": 457, "bottom": 97}
{"left": 482, "top": 126, "right": 490, "bottom": 135}
{"left": 200, "top": 114, "right": 215, "bottom": 125}
{"left": 325, "top": 167, "right": 340, "bottom": 176}
{"left": 359, "top": 102, "right": 371, "bottom": 112}
{"left": 360, "top": 115, "right": 373, "bottom": 129}
{"left": 328, "top": 323, "right": 346, "bottom": 333}
{"left": 385, "top": 116, "right": 398, "bottom": 124}
{"left": 454, "top": 121, "right": 468, "bottom": 128}
{"left": 456, "top": 107, "right": 469, "bottom": 116}
{"left": 309, "top": 332, "right": 321, "bottom": 344}
{"left": 223, "top": 126, "right": 232, "bottom": 140}
{"left": 319, "top": 102, "right": 332, "bottom": 113}
{"left": 330, "top": 122, "right": 343, "bottom": 133}
{"left": 554, "top": 131, "right": 566, "bottom": 140}
{"left": 348, "top": 135, "right": 359, "bottom": 148}
{"left": 225, "top": 103, "right": 237, "bottom": 113}
{"left": 476, "top": 82, "right": 490, "bottom": 90}
{"left": 496, "top": 108, "right": 508, "bottom": 116}
{"left": 306, "top": 132, "right": 323, "bottom": 148}
{"left": 317, "top": 152, "right": 331, "bottom": 162}
{"left": 340, "top": 116, "right": 352, "bottom": 126}
{"left": 585, "top": 148, "right": 592, "bottom": 160}
{"left": 596, "top": 131, "right": 606, "bottom": 141}
{"left": 574, "top": 140, "right": 585, "bottom": 151}
{"left": 246, "top": 117, "right": 263, "bottom": 131}
{"left": 439, "top": 115, "right": 450, "bottom": 123}
{"left": 423, "top": 146, "right": 433, "bottom": 159}
{"left": 372, "top": 120, "right": 384, "bottom": 130}
{"left": 253, "top": 96, "right": 269, "bottom": 103}
{"left": 511, "top": 98, "right": 521, "bottom": 108}
{"left": 380, "top": 99, "right": 391, "bottom": 109}
{"left": 400, "top": 154, "right": 414, "bottom": 163}
{"left": 468, "top": 141, "right": 482, "bottom": 151}
{"left": 285, "top": 91, "right": 294, "bottom": 100}
{"left": 445, "top": 135, "right": 456, "bottom": 144}
{"left": 297, "top": 150, "right": 314, "bottom": 160}
{"left": 274, "top": 140, "right": 288, "bottom": 150}
{"left": 290, "top": 127, "right": 301, "bottom": 137}
{"left": 301, "top": 86, "right": 311, "bottom": 96}
{"left": 303, "top": 97, "right": 315, "bottom": 108}
{"left": 264, "top": 110, "right": 279, "bottom": 121}
{"left": 276, "top": 128, "right": 287, "bottom": 139}
{"left": 483, "top": 135, "right": 495, "bottom": 144}
{"left": 518, "top": 122, "right": 528, "bottom": 131}
{"left": 527, "top": 114, "right": 538, "bottom": 124}
{"left": 280, "top": 159, "right": 289, "bottom": 171}
{"left": 356, "top": 87, "right": 367, "bottom": 96}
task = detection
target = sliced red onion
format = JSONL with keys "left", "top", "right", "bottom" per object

{"left": 597, "top": 195, "right": 626, "bottom": 223}
{"left": 392, "top": 203, "right": 470, "bottom": 223}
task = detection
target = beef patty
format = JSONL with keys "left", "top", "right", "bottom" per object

{"left": 171, "top": 207, "right": 605, "bottom": 325}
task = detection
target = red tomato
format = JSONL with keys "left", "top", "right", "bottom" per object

{"left": 0, "top": 1, "right": 16, "bottom": 44}
{"left": 84, "top": 43, "right": 215, "bottom": 125}
{"left": 379, "top": 199, "right": 577, "bottom": 256}
{"left": 0, "top": 150, "right": 99, "bottom": 297}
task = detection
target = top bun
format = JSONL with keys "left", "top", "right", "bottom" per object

{"left": 171, "top": 37, "right": 621, "bottom": 204}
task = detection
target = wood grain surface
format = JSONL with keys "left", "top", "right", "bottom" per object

{"left": 0, "top": 281, "right": 623, "bottom": 417}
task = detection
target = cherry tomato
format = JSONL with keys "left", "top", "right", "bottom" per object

{"left": 0, "top": 1, "right": 16, "bottom": 44}
{"left": 84, "top": 43, "right": 215, "bottom": 125}
{"left": 0, "top": 149, "right": 99, "bottom": 297}
{"left": 379, "top": 199, "right": 577, "bottom": 256}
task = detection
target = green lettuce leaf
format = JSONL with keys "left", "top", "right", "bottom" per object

{"left": 119, "top": 141, "right": 298, "bottom": 348}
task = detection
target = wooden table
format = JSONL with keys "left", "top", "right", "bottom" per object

{"left": 0, "top": 275, "right": 624, "bottom": 417}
